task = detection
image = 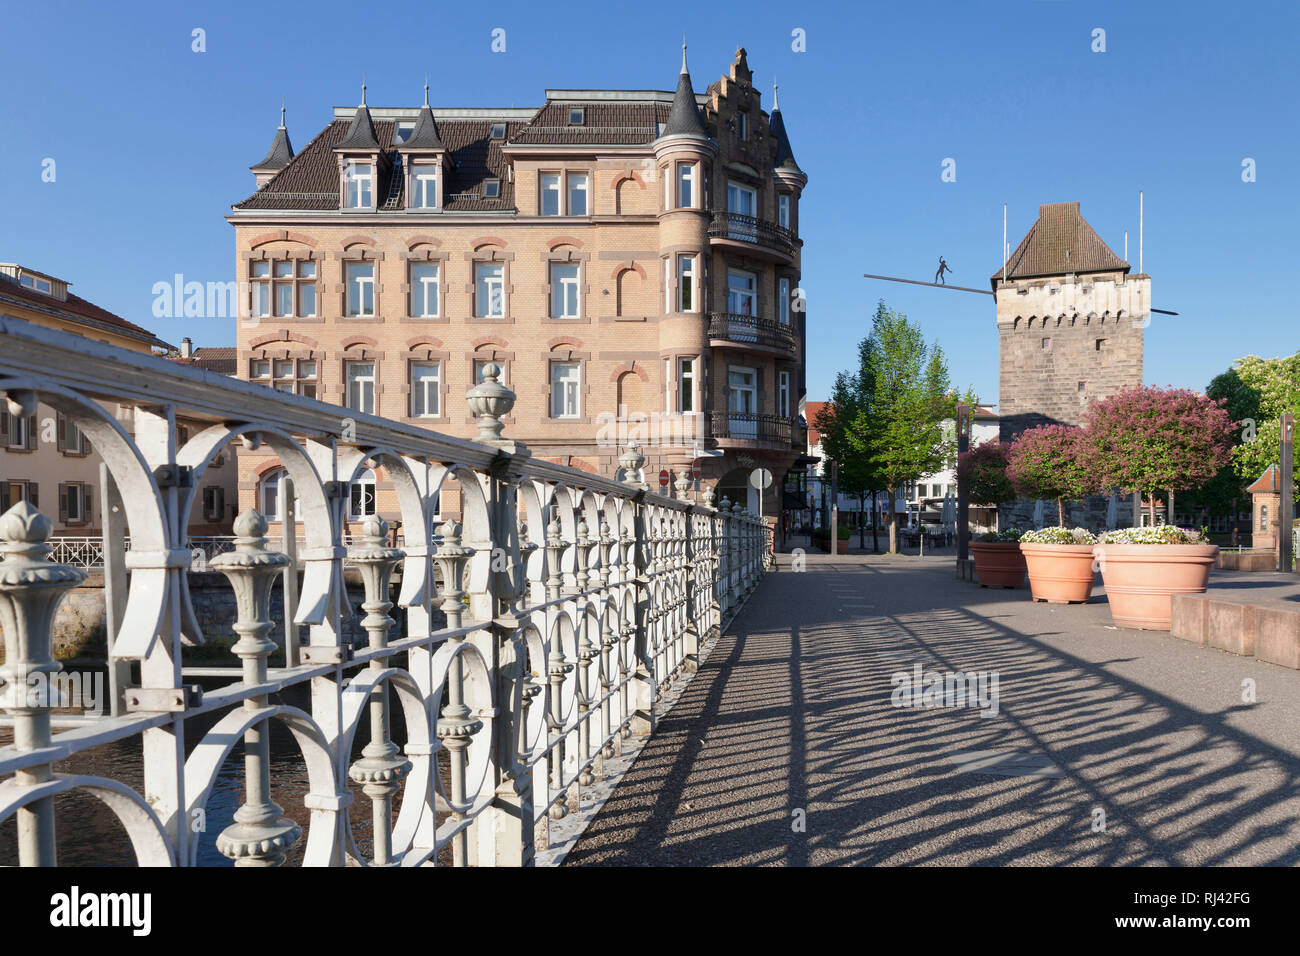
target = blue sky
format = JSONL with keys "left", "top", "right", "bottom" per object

{"left": 1, "top": 0, "right": 1295, "bottom": 408}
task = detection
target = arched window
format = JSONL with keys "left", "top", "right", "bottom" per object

{"left": 349, "top": 468, "right": 377, "bottom": 519}
{"left": 258, "top": 467, "right": 300, "bottom": 521}
{"left": 1259, "top": 504, "right": 1269, "bottom": 531}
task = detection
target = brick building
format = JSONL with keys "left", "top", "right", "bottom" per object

{"left": 994, "top": 201, "right": 1147, "bottom": 527}
{"left": 228, "top": 48, "right": 806, "bottom": 536}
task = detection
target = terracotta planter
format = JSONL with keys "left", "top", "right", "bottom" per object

{"left": 969, "top": 541, "right": 1027, "bottom": 588}
{"left": 1019, "top": 543, "right": 1097, "bottom": 604}
{"left": 1093, "top": 543, "right": 1219, "bottom": 630}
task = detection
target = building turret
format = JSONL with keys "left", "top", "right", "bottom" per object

{"left": 250, "top": 103, "right": 294, "bottom": 189}
{"left": 399, "top": 83, "right": 451, "bottom": 210}
{"left": 334, "top": 83, "right": 387, "bottom": 211}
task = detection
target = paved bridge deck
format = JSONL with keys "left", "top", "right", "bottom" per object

{"left": 564, "top": 554, "right": 1300, "bottom": 866}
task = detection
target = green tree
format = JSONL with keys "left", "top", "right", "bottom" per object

{"left": 1220, "top": 353, "right": 1300, "bottom": 504}
{"left": 814, "top": 336, "right": 885, "bottom": 551}
{"left": 862, "top": 301, "right": 955, "bottom": 553}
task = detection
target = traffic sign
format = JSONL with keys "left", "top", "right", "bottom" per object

{"left": 691, "top": 461, "right": 702, "bottom": 480}
{"left": 659, "top": 469, "right": 670, "bottom": 489}
{"left": 749, "top": 468, "right": 773, "bottom": 490}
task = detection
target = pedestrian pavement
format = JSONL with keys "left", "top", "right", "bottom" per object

{"left": 563, "top": 553, "right": 1300, "bottom": 866}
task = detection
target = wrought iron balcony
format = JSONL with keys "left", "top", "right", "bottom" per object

{"left": 708, "top": 211, "right": 797, "bottom": 256}
{"left": 708, "top": 312, "right": 797, "bottom": 353}
{"left": 711, "top": 411, "right": 797, "bottom": 447}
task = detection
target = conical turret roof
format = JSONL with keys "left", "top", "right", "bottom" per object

{"left": 251, "top": 105, "right": 294, "bottom": 171}
{"left": 405, "top": 84, "right": 445, "bottom": 149}
{"left": 769, "top": 85, "right": 799, "bottom": 172}
{"left": 661, "top": 45, "right": 708, "bottom": 139}
{"left": 337, "top": 85, "right": 380, "bottom": 150}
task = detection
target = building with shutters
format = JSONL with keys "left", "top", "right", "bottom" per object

{"left": 228, "top": 47, "right": 807, "bottom": 535}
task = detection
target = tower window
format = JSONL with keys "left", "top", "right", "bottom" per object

{"left": 1096, "top": 338, "right": 1106, "bottom": 350}
{"left": 1041, "top": 337, "right": 1051, "bottom": 349}
{"left": 1078, "top": 381, "right": 1087, "bottom": 393}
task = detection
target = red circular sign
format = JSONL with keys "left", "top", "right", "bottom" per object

{"left": 691, "top": 462, "right": 702, "bottom": 480}
{"left": 659, "top": 469, "right": 670, "bottom": 487}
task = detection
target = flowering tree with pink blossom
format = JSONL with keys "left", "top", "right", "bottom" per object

{"left": 1007, "top": 425, "right": 1096, "bottom": 527}
{"left": 1085, "top": 386, "right": 1235, "bottom": 527}
{"left": 957, "top": 441, "right": 1016, "bottom": 509}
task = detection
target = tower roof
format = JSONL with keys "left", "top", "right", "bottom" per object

{"left": 337, "top": 85, "right": 380, "bottom": 150}
{"left": 769, "top": 84, "right": 799, "bottom": 171}
{"left": 1247, "top": 464, "right": 1283, "bottom": 494}
{"left": 404, "top": 84, "right": 445, "bottom": 149}
{"left": 660, "top": 45, "right": 709, "bottom": 139}
{"left": 992, "top": 201, "right": 1129, "bottom": 288}
{"left": 250, "top": 105, "right": 294, "bottom": 171}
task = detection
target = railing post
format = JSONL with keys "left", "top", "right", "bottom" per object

{"left": 211, "top": 509, "right": 302, "bottom": 867}
{"left": 543, "top": 506, "right": 571, "bottom": 818}
{"left": 573, "top": 516, "right": 597, "bottom": 785}
{"left": 630, "top": 493, "right": 655, "bottom": 736}
{"left": 597, "top": 518, "right": 617, "bottom": 757}
{"left": 0, "top": 502, "right": 87, "bottom": 866}
{"left": 432, "top": 519, "right": 479, "bottom": 867}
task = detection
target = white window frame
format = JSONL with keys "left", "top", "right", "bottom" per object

{"left": 349, "top": 469, "right": 378, "bottom": 520}
{"left": 678, "top": 357, "right": 696, "bottom": 413}
{"left": 676, "top": 162, "right": 695, "bottom": 209}
{"left": 345, "top": 361, "right": 376, "bottom": 415}
{"left": 676, "top": 255, "right": 696, "bottom": 313}
{"left": 475, "top": 262, "right": 505, "bottom": 318}
{"left": 250, "top": 261, "right": 271, "bottom": 318}
{"left": 778, "top": 370, "right": 791, "bottom": 418}
{"left": 567, "top": 172, "right": 589, "bottom": 216}
{"left": 727, "top": 366, "right": 757, "bottom": 440}
{"left": 540, "top": 173, "right": 562, "bottom": 216}
{"left": 410, "top": 262, "right": 440, "bottom": 317}
{"left": 411, "top": 163, "right": 438, "bottom": 209}
{"left": 779, "top": 277, "right": 791, "bottom": 325}
{"left": 259, "top": 468, "right": 301, "bottom": 522}
{"left": 550, "top": 262, "right": 581, "bottom": 318}
{"left": 778, "top": 194, "right": 791, "bottom": 230}
{"left": 727, "top": 269, "right": 756, "bottom": 316}
{"left": 345, "top": 161, "right": 374, "bottom": 208}
{"left": 410, "top": 361, "right": 441, "bottom": 418}
{"left": 346, "top": 262, "right": 375, "bottom": 317}
{"left": 551, "top": 361, "right": 581, "bottom": 419}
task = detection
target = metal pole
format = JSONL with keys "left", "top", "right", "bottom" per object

{"left": 956, "top": 403, "right": 970, "bottom": 562}
{"left": 1139, "top": 190, "right": 1144, "bottom": 274}
{"left": 1281, "top": 413, "right": 1294, "bottom": 573}
{"left": 830, "top": 460, "right": 838, "bottom": 557}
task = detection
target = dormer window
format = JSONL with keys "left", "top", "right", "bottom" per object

{"left": 569, "top": 108, "right": 585, "bottom": 126}
{"left": 483, "top": 178, "right": 501, "bottom": 198}
{"left": 490, "top": 122, "right": 506, "bottom": 139}
{"left": 19, "top": 274, "right": 52, "bottom": 294}
{"left": 394, "top": 121, "right": 416, "bottom": 144}
{"left": 410, "top": 163, "right": 438, "bottom": 208}
{"left": 344, "top": 161, "right": 373, "bottom": 208}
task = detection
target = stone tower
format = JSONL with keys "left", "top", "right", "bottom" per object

{"left": 994, "top": 201, "right": 1148, "bottom": 527}
{"left": 994, "top": 201, "right": 1147, "bottom": 442}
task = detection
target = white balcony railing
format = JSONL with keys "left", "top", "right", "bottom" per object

{"left": 0, "top": 316, "right": 770, "bottom": 867}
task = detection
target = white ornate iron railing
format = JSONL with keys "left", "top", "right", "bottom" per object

{"left": 0, "top": 316, "right": 770, "bottom": 866}
{"left": 47, "top": 534, "right": 406, "bottom": 570}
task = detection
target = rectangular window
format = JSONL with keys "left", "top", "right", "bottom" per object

{"left": 65, "top": 482, "right": 83, "bottom": 522}
{"left": 296, "top": 359, "right": 318, "bottom": 399}
{"left": 298, "top": 261, "right": 317, "bottom": 316}
{"left": 569, "top": 108, "right": 585, "bottom": 125}
{"left": 345, "top": 161, "right": 373, "bottom": 208}
{"left": 475, "top": 263, "right": 505, "bottom": 317}
{"left": 483, "top": 178, "right": 500, "bottom": 198}
{"left": 411, "top": 164, "right": 438, "bottom": 208}
{"left": 678, "top": 357, "right": 696, "bottom": 413}
{"left": 250, "top": 261, "right": 270, "bottom": 317}
{"left": 727, "top": 367, "right": 757, "bottom": 439}
{"left": 410, "top": 362, "right": 441, "bottom": 418}
{"left": 677, "top": 255, "right": 695, "bottom": 312}
{"left": 346, "top": 262, "right": 375, "bottom": 317}
{"left": 737, "top": 112, "right": 748, "bottom": 140}
{"left": 410, "top": 262, "right": 440, "bottom": 317}
{"left": 473, "top": 359, "right": 505, "bottom": 384}
{"left": 550, "top": 263, "right": 580, "bottom": 318}
{"left": 778, "top": 195, "right": 791, "bottom": 230}
{"left": 540, "top": 173, "right": 561, "bottom": 216}
{"left": 779, "top": 371, "right": 791, "bottom": 418}
{"left": 1096, "top": 338, "right": 1106, "bottom": 351}
{"left": 727, "top": 270, "right": 756, "bottom": 315}
{"left": 346, "top": 362, "right": 376, "bottom": 415}
{"left": 551, "top": 362, "right": 581, "bottom": 418}
{"left": 490, "top": 122, "right": 507, "bottom": 139}
{"left": 567, "top": 173, "right": 588, "bottom": 216}
{"left": 273, "top": 360, "right": 294, "bottom": 380}
{"left": 202, "top": 486, "right": 225, "bottom": 522}
{"left": 779, "top": 277, "right": 791, "bottom": 324}
{"left": 250, "top": 359, "right": 271, "bottom": 380}
{"left": 1042, "top": 337, "right": 1051, "bottom": 349}
{"left": 677, "top": 162, "right": 695, "bottom": 208}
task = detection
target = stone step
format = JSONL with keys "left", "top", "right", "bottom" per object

{"left": 1170, "top": 593, "right": 1300, "bottom": 669}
